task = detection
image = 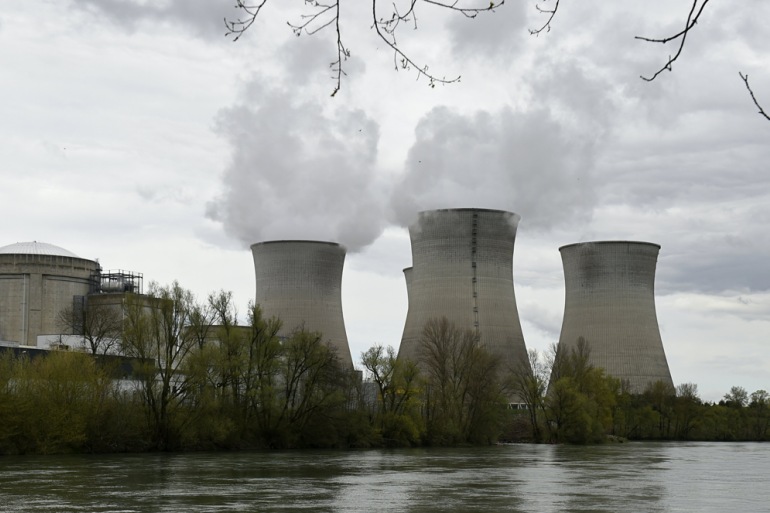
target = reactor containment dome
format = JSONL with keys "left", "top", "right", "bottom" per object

{"left": 398, "top": 208, "right": 529, "bottom": 373}
{"left": 555, "top": 240, "right": 674, "bottom": 392}
{"left": 0, "top": 241, "right": 98, "bottom": 346}
{"left": 251, "top": 240, "right": 353, "bottom": 368}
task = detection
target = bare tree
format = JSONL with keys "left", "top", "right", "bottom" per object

{"left": 56, "top": 298, "right": 123, "bottom": 355}
{"left": 508, "top": 347, "right": 548, "bottom": 441}
{"left": 225, "top": 0, "right": 502, "bottom": 96}
{"left": 418, "top": 316, "right": 506, "bottom": 443}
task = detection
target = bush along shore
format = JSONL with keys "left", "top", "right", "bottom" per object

{"left": 0, "top": 283, "right": 767, "bottom": 455}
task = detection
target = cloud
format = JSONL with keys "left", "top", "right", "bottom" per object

{"left": 389, "top": 104, "right": 597, "bottom": 230}
{"left": 67, "top": 0, "right": 233, "bottom": 39}
{"left": 205, "top": 78, "right": 388, "bottom": 252}
{"left": 446, "top": 1, "right": 527, "bottom": 61}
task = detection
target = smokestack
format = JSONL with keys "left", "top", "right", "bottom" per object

{"left": 251, "top": 240, "right": 353, "bottom": 367}
{"left": 398, "top": 208, "right": 529, "bottom": 373}
{"left": 556, "top": 241, "right": 673, "bottom": 392}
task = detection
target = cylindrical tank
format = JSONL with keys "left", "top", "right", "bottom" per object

{"left": 0, "top": 242, "right": 98, "bottom": 346}
{"left": 556, "top": 241, "right": 673, "bottom": 392}
{"left": 398, "top": 209, "right": 529, "bottom": 373}
{"left": 251, "top": 240, "right": 353, "bottom": 368}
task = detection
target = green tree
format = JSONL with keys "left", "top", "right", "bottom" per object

{"left": 360, "top": 344, "right": 422, "bottom": 445}
{"left": 120, "top": 281, "right": 210, "bottom": 450}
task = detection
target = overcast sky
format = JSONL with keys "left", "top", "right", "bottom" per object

{"left": 2, "top": 0, "right": 768, "bottom": 400}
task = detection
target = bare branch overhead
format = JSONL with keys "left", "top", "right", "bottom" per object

{"left": 740, "top": 72, "right": 770, "bottom": 121}
{"left": 635, "top": 0, "right": 711, "bottom": 82}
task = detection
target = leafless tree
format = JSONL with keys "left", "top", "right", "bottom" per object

{"left": 225, "top": 0, "right": 502, "bottom": 96}
{"left": 56, "top": 299, "right": 123, "bottom": 355}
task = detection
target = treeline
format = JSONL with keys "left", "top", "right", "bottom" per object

{"left": 0, "top": 282, "right": 767, "bottom": 454}
{"left": 509, "top": 339, "right": 770, "bottom": 443}
{"left": 0, "top": 284, "right": 512, "bottom": 454}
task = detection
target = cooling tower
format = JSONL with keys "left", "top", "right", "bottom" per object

{"left": 398, "top": 209, "right": 529, "bottom": 373}
{"left": 251, "top": 240, "right": 353, "bottom": 368}
{"left": 556, "top": 241, "right": 673, "bottom": 392}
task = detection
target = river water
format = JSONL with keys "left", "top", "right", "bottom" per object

{"left": 0, "top": 442, "right": 768, "bottom": 512}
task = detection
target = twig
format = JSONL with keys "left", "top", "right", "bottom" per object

{"left": 372, "top": 0, "right": 460, "bottom": 87}
{"left": 529, "top": 0, "right": 560, "bottom": 36}
{"left": 739, "top": 72, "right": 770, "bottom": 121}
{"left": 424, "top": 0, "right": 504, "bottom": 19}
{"left": 224, "top": 0, "right": 269, "bottom": 42}
{"left": 636, "top": 0, "right": 711, "bottom": 82}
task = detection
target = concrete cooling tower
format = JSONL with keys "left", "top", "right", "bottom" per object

{"left": 398, "top": 208, "right": 529, "bottom": 373}
{"left": 556, "top": 241, "right": 673, "bottom": 392}
{"left": 251, "top": 240, "right": 353, "bottom": 368}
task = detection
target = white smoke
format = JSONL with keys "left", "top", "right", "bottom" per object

{"left": 205, "top": 79, "right": 388, "bottom": 252}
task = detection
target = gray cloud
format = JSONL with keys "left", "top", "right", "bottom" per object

{"left": 68, "top": 0, "right": 233, "bottom": 38}
{"left": 446, "top": 1, "right": 527, "bottom": 61}
{"left": 205, "top": 78, "right": 387, "bottom": 252}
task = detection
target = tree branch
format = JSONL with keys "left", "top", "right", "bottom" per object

{"left": 226, "top": 0, "right": 504, "bottom": 94}
{"left": 739, "top": 72, "right": 770, "bottom": 121}
{"left": 224, "top": 0, "right": 269, "bottom": 42}
{"left": 635, "top": 0, "right": 711, "bottom": 82}
{"left": 529, "top": 0, "right": 560, "bottom": 36}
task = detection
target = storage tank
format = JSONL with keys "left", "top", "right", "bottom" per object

{"left": 251, "top": 240, "right": 353, "bottom": 368}
{"left": 0, "top": 241, "right": 98, "bottom": 346}
{"left": 398, "top": 209, "right": 529, "bottom": 373}
{"left": 555, "top": 241, "right": 673, "bottom": 392}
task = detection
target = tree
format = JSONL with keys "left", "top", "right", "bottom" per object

{"left": 418, "top": 316, "right": 507, "bottom": 444}
{"left": 56, "top": 297, "right": 123, "bottom": 355}
{"left": 360, "top": 344, "right": 422, "bottom": 445}
{"left": 723, "top": 386, "right": 749, "bottom": 408}
{"left": 508, "top": 347, "right": 548, "bottom": 441}
{"left": 748, "top": 389, "right": 770, "bottom": 440}
{"left": 120, "top": 281, "right": 210, "bottom": 450}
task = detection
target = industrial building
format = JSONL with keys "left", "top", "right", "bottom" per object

{"left": 555, "top": 241, "right": 674, "bottom": 392}
{"left": 0, "top": 241, "right": 142, "bottom": 350}
{"left": 251, "top": 240, "right": 353, "bottom": 368}
{"left": 398, "top": 208, "right": 529, "bottom": 373}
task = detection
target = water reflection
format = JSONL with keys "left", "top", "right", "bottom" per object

{"left": 0, "top": 443, "right": 768, "bottom": 512}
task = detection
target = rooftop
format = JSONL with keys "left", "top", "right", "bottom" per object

{"left": 0, "top": 241, "right": 80, "bottom": 258}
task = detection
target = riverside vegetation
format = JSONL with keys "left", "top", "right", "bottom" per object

{"left": 0, "top": 282, "right": 767, "bottom": 455}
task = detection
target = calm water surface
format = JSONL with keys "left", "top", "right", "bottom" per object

{"left": 0, "top": 442, "right": 768, "bottom": 512}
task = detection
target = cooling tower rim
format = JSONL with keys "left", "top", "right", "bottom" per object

{"left": 559, "top": 240, "right": 661, "bottom": 251}
{"left": 403, "top": 266, "right": 412, "bottom": 273}
{"left": 417, "top": 207, "right": 515, "bottom": 215}
{"left": 250, "top": 240, "right": 341, "bottom": 249}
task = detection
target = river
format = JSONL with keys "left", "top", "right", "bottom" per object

{"left": 0, "top": 442, "right": 768, "bottom": 512}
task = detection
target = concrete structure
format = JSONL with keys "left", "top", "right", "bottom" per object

{"left": 0, "top": 242, "right": 98, "bottom": 346}
{"left": 556, "top": 241, "right": 674, "bottom": 392}
{"left": 398, "top": 208, "right": 529, "bottom": 373}
{"left": 251, "top": 240, "right": 353, "bottom": 367}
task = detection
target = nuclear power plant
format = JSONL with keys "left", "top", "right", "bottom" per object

{"left": 0, "top": 241, "right": 142, "bottom": 348}
{"left": 251, "top": 240, "right": 353, "bottom": 368}
{"left": 2, "top": 222, "right": 676, "bottom": 392}
{"left": 398, "top": 209, "right": 529, "bottom": 373}
{"left": 555, "top": 241, "right": 674, "bottom": 392}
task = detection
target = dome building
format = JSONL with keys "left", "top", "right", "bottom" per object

{"left": 0, "top": 242, "right": 98, "bottom": 346}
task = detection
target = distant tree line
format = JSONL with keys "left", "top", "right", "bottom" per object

{"left": 0, "top": 282, "right": 767, "bottom": 454}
